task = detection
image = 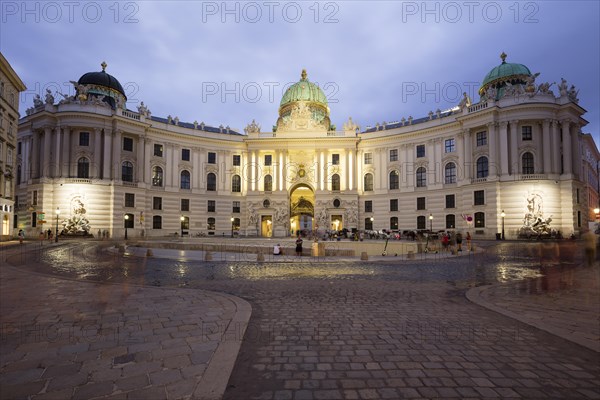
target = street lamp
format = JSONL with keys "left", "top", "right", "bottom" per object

{"left": 501, "top": 210, "right": 506, "bottom": 240}
{"left": 369, "top": 217, "right": 373, "bottom": 230}
{"left": 180, "top": 215, "right": 185, "bottom": 237}
{"left": 55, "top": 207, "right": 60, "bottom": 243}
{"left": 124, "top": 214, "right": 129, "bottom": 240}
{"left": 230, "top": 217, "right": 234, "bottom": 238}
{"left": 429, "top": 213, "right": 433, "bottom": 232}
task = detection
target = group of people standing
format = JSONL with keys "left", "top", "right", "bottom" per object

{"left": 440, "top": 231, "right": 471, "bottom": 253}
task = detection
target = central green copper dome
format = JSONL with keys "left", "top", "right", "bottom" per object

{"left": 479, "top": 52, "right": 532, "bottom": 96}
{"left": 280, "top": 69, "right": 328, "bottom": 108}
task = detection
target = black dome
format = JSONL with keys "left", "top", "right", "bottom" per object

{"left": 78, "top": 68, "right": 126, "bottom": 99}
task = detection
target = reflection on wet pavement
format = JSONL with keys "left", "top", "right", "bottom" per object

{"left": 10, "top": 241, "right": 584, "bottom": 292}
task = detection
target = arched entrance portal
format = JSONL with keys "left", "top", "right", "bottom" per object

{"left": 289, "top": 184, "right": 315, "bottom": 236}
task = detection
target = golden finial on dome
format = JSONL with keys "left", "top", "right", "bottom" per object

{"left": 101, "top": 61, "right": 107, "bottom": 72}
{"left": 500, "top": 52, "right": 507, "bottom": 63}
{"left": 301, "top": 69, "right": 307, "bottom": 81}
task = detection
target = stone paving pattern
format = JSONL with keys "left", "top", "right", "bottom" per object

{"left": 0, "top": 247, "right": 251, "bottom": 400}
{"left": 1, "top": 240, "right": 599, "bottom": 400}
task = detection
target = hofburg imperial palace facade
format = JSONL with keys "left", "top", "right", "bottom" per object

{"left": 14, "top": 54, "right": 599, "bottom": 239}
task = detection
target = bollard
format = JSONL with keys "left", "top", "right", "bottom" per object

{"left": 360, "top": 251, "right": 368, "bottom": 261}
{"left": 205, "top": 251, "right": 212, "bottom": 261}
{"left": 146, "top": 248, "right": 153, "bottom": 257}
{"left": 407, "top": 251, "right": 415, "bottom": 259}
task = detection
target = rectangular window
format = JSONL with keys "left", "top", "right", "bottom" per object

{"left": 576, "top": 188, "right": 580, "bottom": 204}
{"left": 444, "top": 138, "right": 455, "bottom": 153}
{"left": 416, "top": 144, "right": 425, "bottom": 158}
{"left": 264, "top": 154, "right": 272, "bottom": 166}
{"left": 208, "top": 152, "right": 217, "bottom": 164}
{"left": 32, "top": 190, "right": 38, "bottom": 206}
{"left": 123, "top": 137, "right": 133, "bottom": 152}
{"left": 476, "top": 131, "right": 487, "bottom": 146}
{"left": 522, "top": 126, "right": 532, "bottom": 141}
{"left": 390, "top": 199, "right": 398, "bottom": 212}
{"left": 417, "top": 197, "right": 426, "bottom": 210}
{"left": 365, "top": 200, "right": 373, "bottom": 213}
{"left": 332, "top": 154, "right": 340, "bottom": 165}
{"left": 153, "top": 216, "right": 162, "bottom": 229}
{"left": 7, "top": 148, "right": 12, "bottom": 164}
{"left": 389, "top": 149, "right": 398, "bottom": 162}
{"left": 233, "top": 154, "right": 241, "bottom": 166}
{"left": 364, "top": 153, "right": 373, "bottom": 165}
{"left": 182, "top": 148, "right": 190, "bottom": 161}
{"left": 125, "top": 193, "right": 135, "bottom": 208}
{"left": 154, "top": 144, "right": 163, "bottom": 157}
{"left": 208, "top": 200, "right": 216, "bottom": 213}
{"left": 474, "top": 190, "right": 485, "bottom": 206}
{"left": 181, "top": 199, "right": 190, "bottom": 212}
{"left": 79, "top": 131, "right": 90, "bottom": 146}
{"left": 445, "top": 194, "right": 455, "bottom": 209}
{"left": 153, "top": 197, "right": 162, "bottom": 210}
{"left": 17, "top": 141, "right": 22, "bottom": 155}
{"left": 233, "top": 201, "right": 240, "bottom": 213}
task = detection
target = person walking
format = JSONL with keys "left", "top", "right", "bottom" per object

{"left": 456, "top": 232, "right": 463, "bottom": 252}
{"left": 18, "top": 229, "right": 24, "bottom": 244}
{"left": 582, "top": 229, "right": 598, "bottom": 267}
{"left": 466, "top": 232, "right": 472, "bottom": 251}
{"left": 295, "top": 237, "right": 303, "bottom": 256}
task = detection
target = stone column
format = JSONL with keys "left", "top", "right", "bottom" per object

{"left": 102, "top": 129, "right": 113, "bottom": 180}
{"left": 509, "top": 120, "right": 519, "bottom": 175}
{"left": 54, "top": 128, "right": 62, "bottom": 178}
{"left": 31, "top": 130, "right": 40, "bottom": 179}
{"left": 542, "top": 120, "right": 552, "bottom": 174}
{"left": 464, "top": 130, "right": 472, "bottom": 181}
{"left": 42, "top": 127, "right": 52, "bottom": 178}
{"left": 356, "top": 150, "right": 363, "bottom": 192}
{"left": 112, "top": 130, "right": 122, "bottom": 180}
{"left": 62, "top": 127, "right": 71, "bottom": 178}
{"left": 434, "top": 138, "right": 442, "bottom": 184}
{"left": 571, "top": 123, "right": 581, "bottom": 179}
{"left": 94, "top": 128, "right": 102, "bottom": 179}
{"left": 136, "top": 135, "right": 145, "bottom": 183}
{"left": 406, "top": 144, "right": 414, "bottom": 187}
{"left": 561, "top": 120, "right": 572, "bottom": 174}
{"left": 457, "top": 132, "right": 465, "bottom": 183}
{"left": 192, "top": 147, "right": 200, "bottom": 189}
{"left": 551, "top": 120, "right": 560, "bottom": 174}
{"left": 498, "top": 122, "right": 508, "bottom": 176}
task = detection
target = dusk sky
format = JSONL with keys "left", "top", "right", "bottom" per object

{"left": 2, "top": 1, "right": 599, "bottom": 143}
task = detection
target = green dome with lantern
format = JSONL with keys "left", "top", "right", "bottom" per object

{"left": 479, "top": 52, "right": 533, "bottom": 99}
{"left": 276, "top": 69, "right": 331, "bottom": 133}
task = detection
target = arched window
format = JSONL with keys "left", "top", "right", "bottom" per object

{"left": 389, "top": 170, "right": 399, "bottom": 190}
{"left": 417, "top": 215, "right": 426, "bottom": 230}
{"left": 416, "top": 167, "right": 427, "bottom": 187}
{"left": 232, "top": 175, "right": 241, "bottom": 192}
{"left": 77, "top": 157, "right": 89, "bottom": 179}
{"left": 522, "top": 152, "right": 534, "bottom": 174}
{"left": 122, "top": 161, "right": 134, "bottom": 182}
{"left": 445, "top": 162, "right": 456, "bottom": 184}
{"left": 152, "top": 166, "right": 163, "bottom": 187}
{"left": 180, "top": 170, "right": 191, "bottom": 189}
{"left": 446, "top": 214, "right": 456, "bottom": 229}
{"left": 207, "top": 173, "right": 216, "bottom": 191}
{"left": 152, "top": 215, "right": 162, "bottom": 229}
{"left": 474, "top": 212, "right": 485, "bottom": 228}
{"left": 364, "top": 173, "right": 374, "bottom": 191}
{"left": 264, "top": 174, "right": 273, "bottom": 192}
{"left": 390, "top": 217, "right": 399, "bottom": 230}
{"left": 476, "top": 156, "right": 489, "bottom": 178}
{"left": 331, "top": 174, "right": 340, "bottom": 191}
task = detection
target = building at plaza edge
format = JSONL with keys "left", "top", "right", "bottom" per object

{"left": 14, "top": 53, "right": 600, "bottom": 240}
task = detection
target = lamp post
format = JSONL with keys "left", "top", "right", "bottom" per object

{"left": 501, "top": 210, "right": 506, "bottom": 240}
{"left": 180, "top": 215, "right": 185, "bottom": 237}
{"left": 55, "top": 207, "right": 60, "bottom": 243}
{"left": 370, "top": 217, "right": 373, "bottom": 230}
{"left": 429, "top": 213, "right": 433, "bottom": 232}
{"left": 124, "top": 214, "right": 129, "bottom": 240}
{"left": 231, "top": 217, "right": 234, "bottom": 238}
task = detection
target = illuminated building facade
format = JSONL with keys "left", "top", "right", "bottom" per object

{"left": 0, "top": 53, "right": 26, "bottom": 240}
{"left": 16, "top": 55, "right": 598, "bottom": 239}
